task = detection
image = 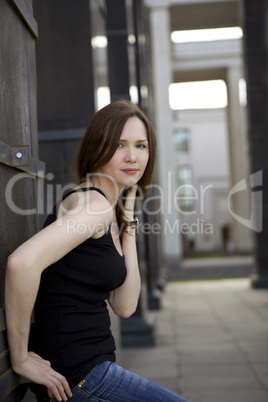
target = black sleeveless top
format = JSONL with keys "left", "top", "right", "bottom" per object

{"left": 29, "top": 187, "right": 127, "bottom": 391}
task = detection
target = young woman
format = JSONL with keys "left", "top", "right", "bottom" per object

{"left": 5, "top": 100, "right": 189, "bottom": 402}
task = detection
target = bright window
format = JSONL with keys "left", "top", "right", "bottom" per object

{"left": 96, "top": 87, "right": 110, "bottom": 110}
{"left": 176, "top": 165, "right": 194, "bottom": 211}
{"left": 171, "top": 27, "right": 243, "bottom": 43}
{"left": 169, "top": 80, "right": 228, "bottom": 110}
{"left": 174, "top": 128, "right": 189, "bottom": 152}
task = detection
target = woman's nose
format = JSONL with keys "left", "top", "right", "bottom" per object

{"left": 125, "top": 147, "right": 137, "bottom": 162}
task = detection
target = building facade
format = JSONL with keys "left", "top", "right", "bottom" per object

{"left": 144, "top": 0, "right": 267, "bottom": 281}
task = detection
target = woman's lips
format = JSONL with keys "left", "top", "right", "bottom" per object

{"left": 121, "top": 169, "right": 138, "bottom": 175}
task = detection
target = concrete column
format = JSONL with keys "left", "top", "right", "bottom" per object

{"left": 105, "top": 0, "right": 156, "bottom": 346}
{"left": 147, "top": 2, "right": 182, "bottom": 270}
{"left": 226, "top": 65, "right": 254, "bottom": 254}
{"left": 106, "top": 0, "right": 130, "bottom": 101}
{"left": 242, "top": 0, "right": 268, "bottom": 288}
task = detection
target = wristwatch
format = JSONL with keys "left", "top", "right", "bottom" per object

{"left": 127, "top": 216, "right": 139, "bottom": 229}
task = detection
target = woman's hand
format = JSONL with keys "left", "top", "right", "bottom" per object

{"left": 13, "top": 352, "right": 72, "bottom": 401}
{"left": 124, "top": 185, "right": 137, "bottom": 220}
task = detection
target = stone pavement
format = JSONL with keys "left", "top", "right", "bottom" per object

{"left": 23, "top": 277, "right": 268, "bottom": 402}
{"left": 120, "top": 279, "right": 268, "bottom": 402}
{"left": 169, "top": 255, "right": 254, "bottom": 280}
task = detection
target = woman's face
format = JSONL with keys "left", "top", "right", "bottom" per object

{"left": 100, "top": 116, "right": 149, "bottom": 190}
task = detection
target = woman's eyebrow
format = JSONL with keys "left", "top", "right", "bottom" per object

{"left": 119, "top": 139, "right": 148, "bottom": 142}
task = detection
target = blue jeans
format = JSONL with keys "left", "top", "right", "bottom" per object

{"left": 35, "top": 361, "right": 190, "bottom": 401}
{"left": 69, "top": 361, "right": 189, "bottom": 401}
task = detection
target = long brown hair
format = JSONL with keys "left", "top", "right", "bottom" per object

{"left": 73, "top": 99, "right": 157, "bottom": 235}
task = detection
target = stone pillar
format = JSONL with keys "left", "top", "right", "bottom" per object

{"left": 106, "top": 0, "right": 130, "bottom": 101}
{"left": 242, "top": 0, "right": 268, "bottom": 288}
{"left": 105, "top": 0, "right": 155, "bottom": 346}
{"left": 146, "top": 0, "right": 182, "bottom": 270}
{"left": 226, "top": 65, "right": 254, "bottom": 253}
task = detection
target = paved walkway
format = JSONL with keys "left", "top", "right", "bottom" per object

{"left": 170, "top": 255, "right": 254, "bottom": 280}
{"left": 120, "top": 279, "right": 268, "bottom": 402}
{"left": 23, "top": 278, "right": 268, "bottom": 401}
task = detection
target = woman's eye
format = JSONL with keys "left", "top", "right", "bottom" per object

{"left": 117, "top": 143, "right": 124, "bottom": 148}
{"left": 137, "top": 144, "right": 147, "bottom": 148}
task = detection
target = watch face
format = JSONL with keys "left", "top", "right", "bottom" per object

{"left": 135, "top": 217, "right": 139, "bottom": 225}
{"left": 131, "top": 217, "right": 139, "bottom": 228}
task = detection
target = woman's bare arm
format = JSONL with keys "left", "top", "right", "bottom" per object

{"left": 5, "top": 192, "right": 112, "bottom": 401}
{"left": 108, "top": 186, "right": 141, "bottom": 318}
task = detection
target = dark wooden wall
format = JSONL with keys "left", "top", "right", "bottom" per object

{"left": 0, "top": 0, "right": 45, "bottom": 400}
{"left": 33, "top": 0, "right": 95, "bottom": 217}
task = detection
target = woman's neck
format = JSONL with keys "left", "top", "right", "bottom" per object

{"left": 80, "top": 175, "right": 124, "bottom": 208}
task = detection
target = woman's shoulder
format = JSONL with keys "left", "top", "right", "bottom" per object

{"left": 59, "top": 187, "right": 113, "bottom": 223}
